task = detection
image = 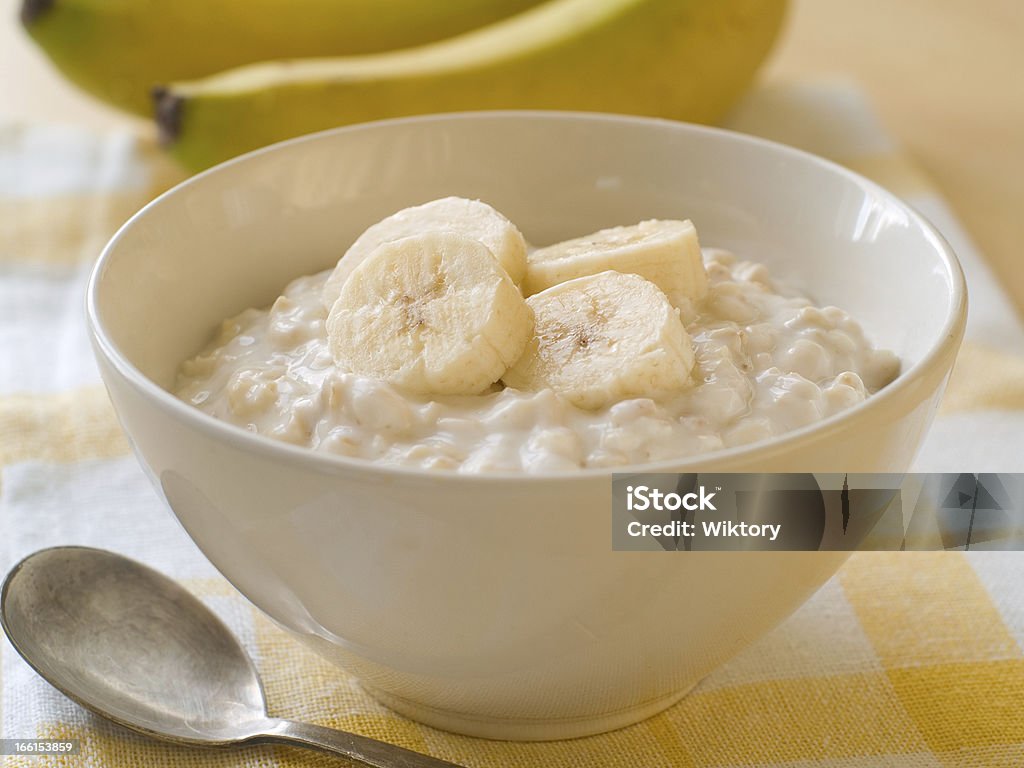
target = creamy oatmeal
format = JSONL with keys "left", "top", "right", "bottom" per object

{"left": 175, "top": 246, "right": 898, "bottom": 473}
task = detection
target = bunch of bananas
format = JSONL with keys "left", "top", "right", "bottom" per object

{"left": 22, "top": 0, "right": 787, "bottom": 171}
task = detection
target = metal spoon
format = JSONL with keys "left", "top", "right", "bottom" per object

{"left": 0, "top": 546, "right": 467, "bottom": 768}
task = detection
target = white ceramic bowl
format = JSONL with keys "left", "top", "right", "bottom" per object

{"left": 88, "top": 113, "right": 965, "bottom": 740}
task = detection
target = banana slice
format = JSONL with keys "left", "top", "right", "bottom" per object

{"left": 523, "top": 219, "right": 708, "bottom": 308}
{"left": 322, "top": 197, "right": 527, "bottom": 309}
{"left": 327, "top": 232, "right": 533, "bottom": 396}
{"left": 502, "top": 271, "right": 695, "bottom": 409}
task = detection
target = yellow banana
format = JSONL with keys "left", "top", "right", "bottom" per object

{"left": 20, "top": 0, "right": 545, "bottom": 115}
{"left": 156, "top": 0, "right": 787, "bottom": 171}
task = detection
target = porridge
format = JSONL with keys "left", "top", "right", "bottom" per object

{"left": 175, "top": 198, "right": 898, "bottom": 473}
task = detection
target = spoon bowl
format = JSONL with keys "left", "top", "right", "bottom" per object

{"left": 1, "top": 547, "right": 265, "bottom": 744}
{"left": 1, "top": 546, "right": 464, "bottom": 767}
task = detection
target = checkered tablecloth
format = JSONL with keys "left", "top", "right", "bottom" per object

{"left": 2, "top": 82, "right": 1024, "bottom": 766}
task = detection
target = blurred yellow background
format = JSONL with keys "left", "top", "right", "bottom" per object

{"left": 2, "top": 0, "right": 1021, "bottom": 315}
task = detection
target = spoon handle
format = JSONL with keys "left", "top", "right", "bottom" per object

{"left": 259, "top": 718, "right": 469, "bottom": 767}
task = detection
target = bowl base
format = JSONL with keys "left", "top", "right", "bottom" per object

{"left": 359, "top": 682, "right": 696, "bottom": 741}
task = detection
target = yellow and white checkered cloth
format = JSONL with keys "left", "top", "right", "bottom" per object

{"left": 2, "top": 82, "right": 1024, "bottom": 767}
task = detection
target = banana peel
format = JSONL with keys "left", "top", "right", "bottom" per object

{"left": 20, "top": 0, "right": 544, "bottom": 115}
{"left": 156, "top": 0, "right": 788, "bottom": 171}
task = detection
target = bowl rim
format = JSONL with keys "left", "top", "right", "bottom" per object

{"left": 86, "top": 110, "right": 968, "bottom": 485}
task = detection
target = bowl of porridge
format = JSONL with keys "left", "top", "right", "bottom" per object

{"left": 87, "top": 112, "right": 965, "bottom": 740}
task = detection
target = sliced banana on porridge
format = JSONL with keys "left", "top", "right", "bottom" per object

{"left": 326, "top": 231, "right": 533, "bottom": 396}
{"left": 502, "top": 270, "right": 696, "bottom": 410}
{"left": 522, "top": 219, "right": 708, "bottom": 309}
{"left": 177, "top": 202, "right": 899, "bottom": 473}
{"left": 321, "top": 196, "right": 528, "bottom": 309}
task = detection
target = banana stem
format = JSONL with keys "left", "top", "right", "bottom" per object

{"left": 20, "top": 0, "right": 54, "bottom": 26}
{"left": 153, "top": 88, "right": 184, "bottom": 146}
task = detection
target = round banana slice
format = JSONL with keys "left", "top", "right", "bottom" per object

{"left": 503, "top": 271, "right": 695, "bottom": 409}
{"left": 327, "top": 232, "right": 533, "bottom": 396}
{"left": 322, "top": 196, "right": 527, "bottom": 309}
{"left": 523, "top": 219, "right": 708, "bottom": 308}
